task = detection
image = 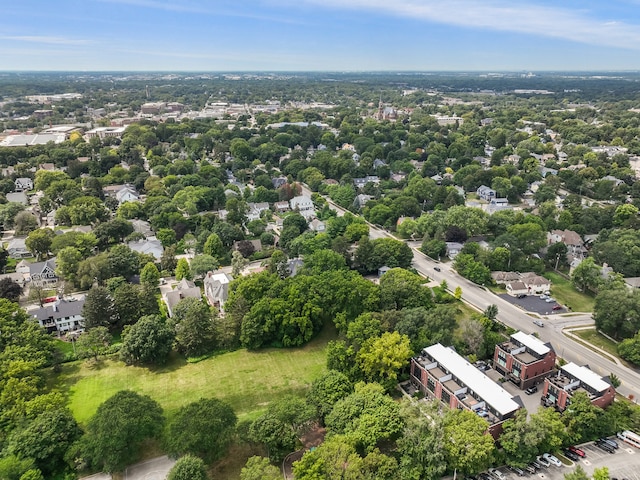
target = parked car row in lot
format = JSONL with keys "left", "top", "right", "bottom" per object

{"left": 595, "top": 437, "right": 619, "bottom": 453}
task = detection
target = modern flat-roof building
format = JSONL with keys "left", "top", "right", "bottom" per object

{"left": 411, "top": 343, "right": 522, "bottom": 438}
{"left": 494, "top": 331, "right": 556, "bottom": 389}
{"left": 542, "top": 362, "right": 615, "bottom": 412}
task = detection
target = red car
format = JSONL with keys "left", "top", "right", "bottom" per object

{"left": 568, "top": 446, "right": 586, "bottom": 457}
{"left": 552, "top": 305, "right": 563, "bottom": 311}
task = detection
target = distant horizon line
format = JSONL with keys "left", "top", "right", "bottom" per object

{"left": 1, "top": 69, "right": 640, "bottom": 74}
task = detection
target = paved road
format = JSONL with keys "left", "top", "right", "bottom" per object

{"left": 309, "top": 186, "right": 640, "bottom": 399}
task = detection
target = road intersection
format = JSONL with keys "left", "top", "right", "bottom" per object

{"left": 308, "top": 186, "right": 640, "bottom": 400}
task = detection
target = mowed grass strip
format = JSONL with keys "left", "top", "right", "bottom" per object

{"left": 58, "top": 326, "right": 334, "bottom": 425}
{"left": 544, "top": 271, "right": 595, "bottom": 312}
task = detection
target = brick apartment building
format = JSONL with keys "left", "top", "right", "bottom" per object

{"left": 494, "top": 331, "right": 557, "bottom": 389}
{"left": 411, "top": 343, "right": 522, "bottom": 438}
{"left": 542, "top": 362, "right": 615, "bottom": 412}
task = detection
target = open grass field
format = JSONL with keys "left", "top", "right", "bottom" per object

{"left": 544, "top": 271, "right": 595, "bottom": 312}
{"left": 55, "top": 325, "right": 335, "bottom": 425}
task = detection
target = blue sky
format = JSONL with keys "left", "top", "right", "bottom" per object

{"left": 2, "top": 0, "right": 640, "bottom": 71}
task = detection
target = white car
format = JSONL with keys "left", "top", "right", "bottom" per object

{"left": 543, "top": 453, "right": 562, "bottom": 467}
{"left": 539, "top": 294, "right": 548, "bottom": 300}
{"left": 536, "top": 456, "right": 550, "bottom": 467}
{"left": 545, "top": 297, "right": 556, "bottom": 303}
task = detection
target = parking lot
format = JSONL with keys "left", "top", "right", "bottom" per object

{"left": 499, "top": 293, "right": 566, "bottom": 315}
{"left": 477, "top": 440, "right": 640, "bottom": 480}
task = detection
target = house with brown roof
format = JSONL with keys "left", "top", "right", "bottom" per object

{"left": 547, "top": 229, "right": 586, "bottom": 262}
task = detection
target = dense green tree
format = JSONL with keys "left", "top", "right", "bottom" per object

{"left": 325, "top": 382, "right": 404, "bottom": 453}
{"left": 397, "top": 402, "right": 447, "bottom": 480}
{"left": 167, "top": 455, "right": 208, "bottom": 480}
{"left": 107, "top": 244, "right": 140, "bottom": 280}
{"left": 357, "top": 332, "right": 412, "bottom": 389}
{"left": 564, "top": 465, "right": 589, "bottom": 480}
{"left": 25, "top": 228, "right": 54, "bottom": 260}
{"left": 82, "top": 286, "right": 118, "bottom": 330}
{"left": 594, "top": 285, "right": 640, "bottom": 339}
{"left": 80, "top": 390, "right": 164, "bottom": 472}
{"left": 379, "top": 268, "right": 431, "bottom": 310}
{"left": 55, "top": 246, "right": 83, "bottom": 283}
{"left": 0, "top": 456, "right": 36, "bottom": 480}
{"left": 571, "top": 257, "right": 602, "bottom": 293}
{"left": 421, "top": 238, "right": 447, "bottom": 260}
{"left": 307, "top": 370, "right": 353, "bottom": 421}
{"left": 167, "top": 398, "right": 237, "bottom": 462}
{"left": 203, "top": 233, "right": 225, "bottom": 258}
{"left": 293, "top": 434, "right": 398, "bottom": 480}
{"left": 562, "top": 391, "right": 606, "bottom": 443}
{"left": 240, "top": 456, "right": 281, "bottom": 480}
{"left": 171, "top": 297, "right": 217, "bottom": 357}
{"left": 120, "top": 315, "right": 175, "bottom": 365}
{"left": 14, "top": 211, "right": 39, "bottom": 235}
{"left": 175, "top": 258, "right": 192, "bottom": 281}
{"left": 190, "top": 254, "right": 218, "bottom": 278}
{"left": 0, "top": 277, "right": 22, "bottom": 302}
{"left": 7, "top": 408, "right": 82, "bottom": 475}
{"left": 140, "top": 262, "right": 160, "bottom": 288}
{"left": 442, "top": 409, "right": 495, "bottom": 475}
{"left": 76, "top": 326, "right": 112, "bottom": 361}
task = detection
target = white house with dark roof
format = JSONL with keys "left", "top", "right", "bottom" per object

{"left": 14, "top": 178, "right": 33, "bottom": 192}
{"left": 476, "top": 185, "right": 496, "bottom": 201}
{"left": 31, "top": 297, "right": 85, "bottom": 334}
{"left": 29, "top": 258, "right": 58, "bottom": 286}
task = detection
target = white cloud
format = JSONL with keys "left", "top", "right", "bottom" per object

{"left": 0, "top": 35, "right": 91, "bottom": 46}
{"left": 282, "top": 0, "right": 640, "bottom": 50}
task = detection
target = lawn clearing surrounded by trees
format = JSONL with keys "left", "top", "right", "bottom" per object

{"left": 544, "top": 271, "right": 595, "bottom": 312}
{"left": 57, "top": 326, "right": 334, "bottom": 425}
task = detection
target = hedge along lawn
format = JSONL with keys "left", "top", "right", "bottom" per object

{"left": 58, "top": 325, "right": 335, "bottom": 425}
{"left": 543, "top": 271, "right": 595, "bottom": 312}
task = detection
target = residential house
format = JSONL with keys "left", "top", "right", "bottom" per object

{"left": 274, "top": 201, "right": 290, "bottom": 213}
{"left": 287, "top": 258, "right": 305, "bottom": 277}
{"left": 539, "top": 167, "right": 558, "bottom": 178}
{"left": 246, "top": 202, "right": 270, "bottom": 222}
{"left": 272, "top": 176, "right": 288, "bottom": 189}
{"left": 163, "top": 278, "right": 202, "bottom": 317}
{"left": 477, "top": 185, "right": 496, "bottom": 201}
{"left": 353, "top": 194, "right": 373, "bottom": 209}
{"left": 373, "top": 158, "right": 387, "bottom": 169}
{"left": 203, "top": 271, "right": 233, "bottom": 310}
{"left": 233, "top": 239, "right": 262, "bottom": 256}
{"left": 309, "top": 218, "right": 326, "bottom": 233}
{"left": 127, "top": 237, "right": 164, "bottom": 260}
{"left": 29, "top": 258, "right": 58, "bottom": 286}
{"left": 390, "top": 173, "right": 407, "bottom": 183}
{"left": 289, "top": 195, "right": 314, "bottom": 213}
{"left": 601, "top": 175, "right": 625, "bottom": 187}
{"left": 445, "top": 242, "right": 464, "bottom": 259}
{"left": 547, "top": 229, "right": 586, "bottom": 263}
{"left": 31, "top": 297, "right": 85, "bottom": 334}
{"left": 5, "top": 192, "right": 28, "bottom": 205}
{"left": 7, "top": 237, "right": 32, "bottom": 259}
{"left": 542, "top": 362, "right": 615, "bottom": 412}
{"left": 519, "top": 272, "right": 551, "bottom": 294}
{"left": 491, "top": 271, "right": 521, "bottom": 284}
{"left": 103, "top": 184, "right": 140, "bottom": 205}
{"left": 14, "top": 177, "right": 33, "bottom": 192}
{"left": 130, "top": 219, "right": 154, "bottom": 237}
{"left": 411, "top": 343, "right": 522, "bottom": 438}
{"left": 505, "top": 281, "right": 529, "bottom": 297}
{"left": 353, "top": 176, "right": 380, "bottom": 189}
{"left": 494, "top": 331, "right": 556, "bottom": 389}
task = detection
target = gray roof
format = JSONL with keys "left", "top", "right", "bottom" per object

{"left": 29, "top": 258, "right": 56, "bottom": 275}
{"left": 32, "top": 298, "right": 85, "bottom": 321}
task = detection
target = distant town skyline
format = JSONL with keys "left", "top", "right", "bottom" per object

{"left": 2, "top": 0, "right": 640, "bottom": 71}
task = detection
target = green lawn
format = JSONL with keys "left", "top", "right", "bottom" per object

{"left": 55, "top": 325, "right": 335, "bottom": 425}
{"left": 544, "top": 271, "right": 596, "bottom": 312}
{"left": 573, "top": 328, "right": 620, "bottom": 359}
